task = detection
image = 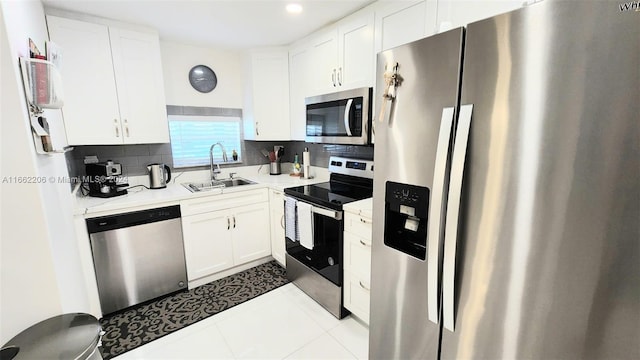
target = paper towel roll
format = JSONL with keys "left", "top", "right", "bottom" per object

{"left": 302, "top": 150, "right": 310, "bottom": 166}
{"left": 302, "top": 149, "right": 311, "bottom": 179}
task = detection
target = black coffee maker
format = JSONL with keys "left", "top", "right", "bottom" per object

{"left": 86, "top": 161, "right": 128, "bottom": 198}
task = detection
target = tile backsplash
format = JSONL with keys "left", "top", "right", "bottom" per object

{"left": 67, "top": 141, "right": 374, "bottom": 178}
{"left": 67, "top": 143, "right": 174, "bottom": 177}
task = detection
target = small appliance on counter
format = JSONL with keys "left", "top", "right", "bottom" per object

{"left": 86, "top": 160, "right": 128, "bottom": 198}
{"left": 302, "top": 147, "right": 312, "bottom": 179}
{"left": 147, "top": 163, "right": 171, "bottom": 189}
{"left": 269, "top": 146, "right": 284, "bottom": 175}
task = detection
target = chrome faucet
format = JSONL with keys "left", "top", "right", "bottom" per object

{"left": 209, "top": 142, "right": 228, "bottom": 181}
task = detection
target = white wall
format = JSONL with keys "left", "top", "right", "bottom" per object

{"left": 160, "top": 41, "right": 244, "bottom": 108}
{"left": 0, "top": 0, "right": 90, "bottom": 343}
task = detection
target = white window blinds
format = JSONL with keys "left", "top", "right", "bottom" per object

{"left": 168, "top": 115, "right": 242, "bottom": 168}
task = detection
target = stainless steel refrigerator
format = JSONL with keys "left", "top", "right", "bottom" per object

{"left": 370, "top": 2, "right": 639, "bottom": 359}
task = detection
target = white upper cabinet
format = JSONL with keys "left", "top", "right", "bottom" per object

{"left": 109, "top": 28, "right": 168, "bottom": 144}
{"left": 375, "top": 1, "right": 437, "bottom": 53}
{"left": 308, "top": 29, "right": 339, "bottom": 95}
{"left": 243, "top": 49, "right": 290, "bottom": 141}
{"left": 46, "top": 16, "right": 121, "bottom": 145}
{"left": 288, "top": 44, "right": 311, "bottom": 140}
{"left": 46, "top": 15, "right": 169, "bottom": 145}
{"left": 338, "top": 12, "right": 376, "bottom": 90}
{"left": 436, "top": 0, "right": 523, "bottom": 31}
{"left": 307, "top": 11, "right": 375, "bottom": 96}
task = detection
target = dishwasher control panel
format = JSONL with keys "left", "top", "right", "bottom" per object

{"left": 86, "top": 205, "right": 181, "bottom": 233}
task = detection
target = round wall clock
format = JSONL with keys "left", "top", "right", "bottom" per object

{"left": 188, "top": 65, "right": 217, "bottom": 93}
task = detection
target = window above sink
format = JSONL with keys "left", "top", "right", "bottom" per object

{"left": 169, "top": 114, "right": 243, "bottom": 168}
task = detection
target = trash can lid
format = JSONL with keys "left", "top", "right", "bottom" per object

{"left": 1, "top": 313, "right": 102, "bottom": 360}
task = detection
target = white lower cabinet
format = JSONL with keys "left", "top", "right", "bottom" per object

{"left": 231, "top": 203, "right": 271, "bottom": 264}
{"left": 180, "top": 190, "right": 271, "bottom": 286}
{"left": 269, "top": 189, "right": 286, "bottom": 266}
{"left": 343, "top": 209, "right": 372, "bottom": 324}
{"left": 181, "top": 210, "right": 234, "bottom": 280}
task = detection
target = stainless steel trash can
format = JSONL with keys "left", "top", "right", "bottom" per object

{"left": 0, "top": 313, "right": 103, "bottom": 360}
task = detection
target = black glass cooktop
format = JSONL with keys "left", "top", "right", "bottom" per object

{"left": 284, "top": 174, "right": 373, "bottom": 210}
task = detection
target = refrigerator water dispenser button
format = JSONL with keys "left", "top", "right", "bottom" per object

{"left": 400, "top": 205, "right": 415, "bottom": 216}
{"left": 405, "top": 218, "right": 420, "bottom": 232}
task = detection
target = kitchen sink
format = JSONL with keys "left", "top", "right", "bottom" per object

{"left": 182, "top": 178, "right": 256, "bottom": 192}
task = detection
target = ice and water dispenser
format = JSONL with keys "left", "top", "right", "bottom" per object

{"left": 384, "top": 181, "right": 429, "bottom": 260}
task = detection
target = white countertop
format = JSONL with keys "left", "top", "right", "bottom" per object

{"left": 74, "top": 165, "right": 330, "bottom": 217}
{"left": 343, "top": 197, "right": 373, "bottom": 219}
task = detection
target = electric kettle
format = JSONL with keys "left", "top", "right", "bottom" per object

{"left": 147, "top": 163, "right": 171, "bottom": 189}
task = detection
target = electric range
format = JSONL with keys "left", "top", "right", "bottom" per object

{"left": 283, "top": 156, "right": 373, "bottom": 319}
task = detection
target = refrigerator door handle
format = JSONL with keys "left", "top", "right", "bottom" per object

{"left": 443, "top": 104, "right": 474, "bottom": 332}
{"left": 426, "top": 107, "right": 456, "bottom": 324}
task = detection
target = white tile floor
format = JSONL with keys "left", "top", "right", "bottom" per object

{"left": 114, "top": 283, "right": 369, "bottom": 360}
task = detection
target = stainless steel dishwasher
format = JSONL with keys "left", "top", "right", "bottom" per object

{"left": 86, "top": 205, "right": 187, "bottom": 315}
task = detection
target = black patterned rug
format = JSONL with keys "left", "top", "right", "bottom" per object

{"left": 99, "top": 260, "right": 289, "bottom": 359}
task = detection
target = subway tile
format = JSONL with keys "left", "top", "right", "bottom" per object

{"left": 94, "top": 146, "right": 126, "bottom": 159}
{"left": 150, "top": 143, "right": 173, "bottom": 156}
{"left": 124, "top": 144, "right": 150, "bottom": 156}
{"left": 64, "top": 138, "right": 371, "bottom": 178}
{"left": 110, "top": 156, "right": 139, "bottom": 166}
{"left": 161, "top": 155, "right": 174, "bottom": 167}
{"left": 123, "top": 165, "right": 146, "bottom": 176}
{"left": 137, "top": 155, "right": 164, "bottom": 166}
{"left": 166, "top": 105, "right": 183, "bottom": 115}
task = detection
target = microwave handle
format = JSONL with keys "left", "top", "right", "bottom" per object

{"left": 344, "top": 99, "right": 353, "bottom": 136}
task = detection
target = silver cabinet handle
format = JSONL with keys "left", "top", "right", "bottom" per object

{"left": 427, "top": 107, "right": 455, "bottom": 325}
{"left": 332, "top": 69, "right": 337, "bottom": 87}
{"left": 359, "top": 281, "right": 370, "bottom": 291}
{"left": 337, "top": 67, "right": 342, "bottom": 86}
{"left": 114, "top": 119, "right": 120, "bottom": 137}
{"left": 227, "top": 217, "right": 230, "bottom": 230}
{"left": 442, "top": 104, "right": 473, "bottom": 332}
{"left": 359, "top": 239, "right": 371, "bottom": 247}
{"left": 359, "top": 217, "right": 371, "bottom": 224}
{"left": 255, "top": 122, "right": 259, "bottom": 136}
{"left": 124, "top": 119, "right": 129, "bottom": 137}
{"left": 344, "top": 99, "right": 353, "bottom": 136}
{"left": 280, "top": 214, "right": 285, "bottom": 230}
{"left": 233, "top": 216, "right": 236, "bottom": 229}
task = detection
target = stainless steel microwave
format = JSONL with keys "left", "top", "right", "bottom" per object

{"left": 305, "top": 87, "right": 372, "bottom": 145}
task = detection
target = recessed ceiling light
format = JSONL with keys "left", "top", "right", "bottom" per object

{"left": 286, "top": 3, "right": 303, "bottom": 14}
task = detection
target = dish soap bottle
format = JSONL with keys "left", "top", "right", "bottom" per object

{"left": 293, "top": 153, "right": 301, "bottom": 175}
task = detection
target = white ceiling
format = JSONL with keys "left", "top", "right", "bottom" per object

{"left": 42, "top": 0, "right": 374, "bottom": 49}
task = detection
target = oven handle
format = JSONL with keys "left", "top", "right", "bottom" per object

{"left": 284, "top": 196, "right": 343, "bottom": 221}
{"left": 311, "top": 205, "right": 342, "bottom": 220}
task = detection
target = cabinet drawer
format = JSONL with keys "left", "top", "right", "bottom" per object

{"left": 344, "top": 232, "right": 371, "bottom": 277}
{"left": 181, "top": 189, "right": 268, "bottom": 216}
{"left": 344, "top": 212, "right": 372, "bottom": 239}
{"left": 343, "top": 269, "right": 370, "bottom": 324}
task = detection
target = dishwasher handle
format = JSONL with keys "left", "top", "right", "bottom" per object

{"left": 86, "top": 205, "right": 181, "bottom": 234}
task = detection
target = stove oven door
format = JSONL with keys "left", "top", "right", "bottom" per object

{"left": 285, "top": 200, "right": 343, "bottom": 286}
